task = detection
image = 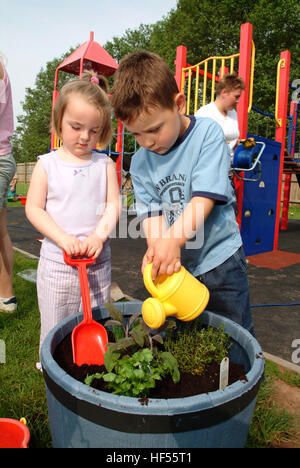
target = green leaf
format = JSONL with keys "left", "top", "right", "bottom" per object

{"left": 103, "top": 373, "right": 117, "bottom": 382}
{"left": 171, "top": 367, "right": 180, "bottom": 384}
{"left": 103, "top": 303, "right": 124, "bottom": 324}
{"left": 133, "top": 369, "right": 145, "bottom": 379}
{"left": 128, "top": 311, "right": 142, "bottom": 329}
{"left": 84, "top": 373, "right": 104, "bottom": 386}
{"left": 159, "top": 352, "right": 180, "bottom": 383}
{"left": 152, "top": 335, "right": 163, "bottom": 345}
{"left": 104, "top": 347, "right": 121, "bottom": 373}
{"left": 156, "top": 320, "right": 177, "bottom": 334}
{"left": 114, "top": 337, "right": 136, "bottom": 350}
{"left": 136, "top": 348, "right": 153, "bottom": 364}
{"left": 104, "top": 319, "right": 123, "bottom": 328}
{"left": 112, "top": 325, "right": 126, "bottom": 341}
{"left": 160, "top": 351, "right": 178, "bottom": 366}
{"left": 130, "top": 328, "right": 145, "bottom": 347}
{"left": 141, "top": 319, "right": 151, "bottom": 335}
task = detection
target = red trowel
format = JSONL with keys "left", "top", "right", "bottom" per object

{"left": 63, "top": 251, "right": 108, "bottom": 366}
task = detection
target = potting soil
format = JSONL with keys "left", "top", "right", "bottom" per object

{"left": 53, "top": 333, "right": 247, "bottom": 399}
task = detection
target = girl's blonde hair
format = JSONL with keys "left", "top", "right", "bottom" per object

{"left": 52, "top": 70, "right": 112, "bottom": 148}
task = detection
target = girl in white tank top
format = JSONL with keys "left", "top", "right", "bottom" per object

{"left": 26, "top": 72, "right": 120, "bottom": 352}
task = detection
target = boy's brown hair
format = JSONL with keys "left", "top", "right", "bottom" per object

{"left": 52, "top": 70, "right": 112, "bottom": 148}
{"left": 216, "top": 72, "right": 245, "bottom": 96}
{"left": 110, "top": 51, "right": 179, "bottom": 122}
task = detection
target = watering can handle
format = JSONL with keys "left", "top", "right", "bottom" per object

{"left": 143, "top": 263, "right": 159, "bottom": 298}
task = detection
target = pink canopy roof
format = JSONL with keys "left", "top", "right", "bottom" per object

{"left": 56, "top": 32, "right": 118, "bottom": 77}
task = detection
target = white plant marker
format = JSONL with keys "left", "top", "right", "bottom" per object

{"left": 219, "top": 357, "right": 229, "bottom": 390}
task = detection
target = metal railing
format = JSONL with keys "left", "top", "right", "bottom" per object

{"left": 181, "top": 42, "right": 255, "bottom": 115}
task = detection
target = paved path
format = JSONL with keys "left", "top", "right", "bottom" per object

{"left": 6, "top": 206, "right": 300, "bottom": 365}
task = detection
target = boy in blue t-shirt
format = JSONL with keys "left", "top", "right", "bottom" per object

{"left": 111, "top": 51, "right": 255, "bottom": 336}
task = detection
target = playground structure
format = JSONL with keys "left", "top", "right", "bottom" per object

{"left": 50, "top": 26, "right": 299, "bottom": 257}
{"left": 50, "top": 31, "right": 118, "bottom": 151}
{"left": 174, "top": 22, "right": 299, "bottom": 256}
{"left": 50, "top": 32, "right": 137, "bottom": 207}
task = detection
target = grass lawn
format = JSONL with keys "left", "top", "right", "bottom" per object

{"left": 0, "top": 253, "right": 51, "bottom": 448}
{"left": 288, "top": 205, "right": 300, "bottom": 219}
{"left": 7, "top": 200, "right": 24, "bottom": 207}
{"left": 247, "top": 360, "right": 300, "bottom": 448}
{"left": 0, "top": 252, "right": 299, "bottom": 448}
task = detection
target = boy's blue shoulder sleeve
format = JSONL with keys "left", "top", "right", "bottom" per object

{"left": 191, "top": 119, "right": 230, "bottom": 204}
{"left": 130, "top": 149, "right": 162, "bottom": 220}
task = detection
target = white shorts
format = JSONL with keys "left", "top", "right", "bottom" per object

{"left": 37, "top": 256, "right": 111, "bottom": 352}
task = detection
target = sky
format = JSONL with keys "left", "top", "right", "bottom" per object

{"left": 0, "top": 0, "right": 178, "bottom": 124}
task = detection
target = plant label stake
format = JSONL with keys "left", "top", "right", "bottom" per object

{"left": 219, "top": 357, "right": 229, "bottom": 390}
{"left": 63, "top": 251, "right": 108, "bottom": 366}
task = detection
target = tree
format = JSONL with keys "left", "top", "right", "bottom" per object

{"left": 105, "top": 24, "right": 154, "bottom": 62}
{"left": 12, "top": 0, "right": 299, "bottom": 160}
{"left": 106, "top": 0, "right": 299, "bottom": 112}
{"left": 106, "top": 0, "right": 299, "bottom": 141}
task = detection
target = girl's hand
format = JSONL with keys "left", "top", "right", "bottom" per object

{"left": 59, "top": 234, "right": 82, "bottom": 257}
{"left": 80, "top": 234, "right": 103, "bottom": 259}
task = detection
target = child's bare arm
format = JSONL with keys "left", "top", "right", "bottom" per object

{"left": 142, "top": 197, "right": 215, "bottom": 279}
{"left": 25, "top": 160, "right": 82, "bottom": 256}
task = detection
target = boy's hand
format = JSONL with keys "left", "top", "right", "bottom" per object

{"left": 142, "top": 238, "right": 181, "bottom": 280}
{"left": 80, "top": 233, "right": 104, "bottom": 259}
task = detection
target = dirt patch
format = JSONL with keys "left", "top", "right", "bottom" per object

{"left": 271, "top": 379, "right": 300, "bottom": 448}
{"left": 272, "top": 379, "right": 300, "bottom": 416}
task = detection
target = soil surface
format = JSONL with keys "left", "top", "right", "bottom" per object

{"left": 272, "top": 379, "right": 300, "bottom": 417}
{"left": 54, "top": 333, "right": 247, "bottom": 398}
{"left": 271, "top": 378, "right": 300, "bottom": 448}
{"left": 7, "top": 208, "right": 300, "bottom": 363}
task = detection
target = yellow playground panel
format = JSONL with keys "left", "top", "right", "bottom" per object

{"left": 176, "top": 22, "right": 293, "bottom": 257}
{"left": 181, "top": 43, "right": 255, "bottom": 116}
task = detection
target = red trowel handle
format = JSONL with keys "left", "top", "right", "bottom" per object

{"left": 63, "top": 251, "right": 97, "bottom": 267}
{"left": 63, "top": 251, "right": 96, "bottom": 323}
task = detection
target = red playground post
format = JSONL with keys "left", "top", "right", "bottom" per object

{"left": 281, "top": 100, "right": 298, "bottom": 231}
{"left": 235, "top": 23, "right": 253, "bottom": 229}
{"left": 273, "top": 50, "right": 291, "bottom": 248}
{"left": 115, "top": 120, "right": 124, "bottom": 189}
{"left": 174, "top": 45, "right": 187, "bottom": 92}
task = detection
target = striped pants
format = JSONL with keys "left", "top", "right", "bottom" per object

{"left": 37, "top": 256, "right": 111, "bottom": 353}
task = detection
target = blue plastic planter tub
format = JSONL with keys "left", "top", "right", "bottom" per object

{"left": 41, "top": 302, "right": 265, "bottom": 448}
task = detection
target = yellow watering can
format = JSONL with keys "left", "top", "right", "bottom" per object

{"left": 142, "top": 263, "right": 210, "bottom": 329}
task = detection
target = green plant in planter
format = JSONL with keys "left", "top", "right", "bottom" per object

{"left": 85, "top": 303, "right": 180, "bottom": 397}
{"left": 164, "top": 322, "right": 232, "bottom": 376}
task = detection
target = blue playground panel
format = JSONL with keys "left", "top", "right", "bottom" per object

{"left": 240, "top": 134, "right": 281, "bottom": 256}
